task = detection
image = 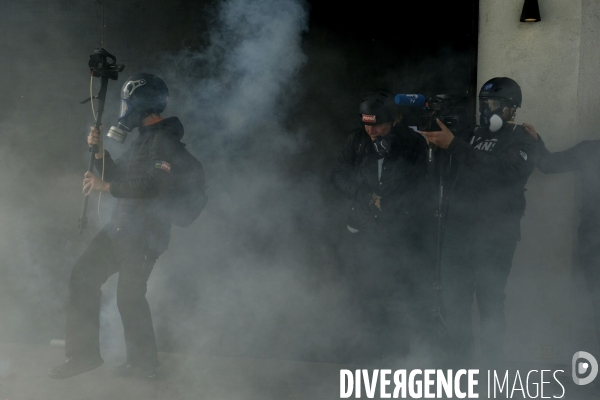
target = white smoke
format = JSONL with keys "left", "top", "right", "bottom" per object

{"left": 140, "top": 0, "right": 363, "bottom": 359}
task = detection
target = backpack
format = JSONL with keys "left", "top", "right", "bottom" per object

{"left": 167, "top": 146, "right": 208, "bottom": 227}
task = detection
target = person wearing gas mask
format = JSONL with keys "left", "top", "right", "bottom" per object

{"left": 421, "top": 77, "right": 539, "bottom": 366}
{"left": 522, "top": 123, "right": 600, "bottom": 350}
{"left": 331, "top": 89, "right": 430, "bottom": 359}
{"left": 49, "top": 73, "right": 185, "bottom": 380}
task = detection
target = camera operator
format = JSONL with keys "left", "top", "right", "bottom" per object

{"left": 421, "top": 77, "right": 539, "bottom": 365}
{"left": 523, "top": 123, "right": 600, "bottom": 347}
{"left": 48, "top": 73, "right": 188, "bottom": 380}
{"left": 331, "top": 89, "right": 431, "bottom": 359}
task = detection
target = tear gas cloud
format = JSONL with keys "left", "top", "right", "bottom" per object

{"left": 0, "top": 0, "right": 592, "bottom": 398}
{"left": 0, "top": 0, "right": 377, "bottom": 366}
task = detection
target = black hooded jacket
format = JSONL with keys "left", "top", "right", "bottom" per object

{"left": 444, "top": 124, "right": 539, "bottom": 241}
{"left": 331, "top": 123, "right": 427, "bottom": 234}
{"left": 93, "top": 117, "right": 185, "bottom": 253}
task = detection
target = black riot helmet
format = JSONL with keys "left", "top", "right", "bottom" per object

{"left": 359, "top": 89, "right": 397, "bottom": 126}
{"left": 479, "top": 77, "right": 522, "bottom": 107}
{"left": 121, "top": 73, "right": 169, "bottom": 116}
{"left": 478, "top": 77, "right": 522, "bottom": 132}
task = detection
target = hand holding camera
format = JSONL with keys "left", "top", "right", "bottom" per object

{"left": 87, "top": 126, "right": 104, "bottom": 159}
{"left": 82, "top": 171, "right": 109, "bottom": 196}
{"left": 420, "top": 119, "right": 455, "bottom": 149}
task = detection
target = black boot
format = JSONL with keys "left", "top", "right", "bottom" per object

{"left": 48, "top": 356, "right": 104, "bottom": 379}
{"left": 109, "top": 362, "right": 159, "bottom": 380}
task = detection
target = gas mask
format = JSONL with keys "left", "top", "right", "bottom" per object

{"left": 479, "top": 98, "right": 514, "bottom": 133}
{"left": 107, "top": 78, "right": 147, "bottom": 143}
{"left": 107, "top": 100, "right": 144, "bottom": 143}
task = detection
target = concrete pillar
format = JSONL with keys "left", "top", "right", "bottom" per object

{"left": 478, "top": 0, "right": 600, "bottom": 364}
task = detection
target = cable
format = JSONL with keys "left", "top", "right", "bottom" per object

{"left": 98, "top": 1, "right": 106, "bottom": 225}
{"left": 101, "top": 0, "right": 105, "bottom": 48}
{"left": 90, "top": 74, "right": 95, "bottom": 118}
{"left": 97, "top": 151, "right": 105, "bottom": 225}
{"left": 89, "top": 73, "right": 105, "bottom": 225}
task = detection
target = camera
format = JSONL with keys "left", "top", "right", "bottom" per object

{"left": 88, "top": 48, "right": 124, "bottom": 80}
{"left": 416, "top": 94, "right": 467, "bottom": 132}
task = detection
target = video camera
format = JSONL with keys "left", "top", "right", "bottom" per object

{"left": 395, "top": 93, "right": 468, "bottom": 133}
{"left": 88, "top": 48, "right": 124, "bottom": 80}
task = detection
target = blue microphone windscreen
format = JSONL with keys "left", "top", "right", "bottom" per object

{"left": 395, "top": 94, "right": 426, "bottom": 107}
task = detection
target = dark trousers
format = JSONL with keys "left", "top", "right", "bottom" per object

{"left": 65, "top": 225, "right": 159, "bottom": 367}
{"left": 339, "top": 229, "right": 432, "bottom": 360}
{"left": 440, "top": 231, "right": 517, "bottom": 364}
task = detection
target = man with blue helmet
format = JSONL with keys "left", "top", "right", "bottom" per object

{"left": 421, "top": 77, "right": 540, "bottom": 365}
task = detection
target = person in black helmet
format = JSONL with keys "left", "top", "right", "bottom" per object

{"left": 49, "top": 73, "right": 186, "bottom": 379}
{"left": 331, "top": 89, "right": 430, "bottom": 360}
{"left": 421, "top": 77, "right": 539, "bottom": 365}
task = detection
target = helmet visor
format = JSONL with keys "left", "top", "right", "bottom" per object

{"left": 121, "top": 79, "right": 146, "bottom": 100}
{"left": 480, "top": 98, "right": 503, "bottom": 112}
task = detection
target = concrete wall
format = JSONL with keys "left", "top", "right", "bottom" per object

{"left": 478, "top": 0, "right": 600, "bottom": 364}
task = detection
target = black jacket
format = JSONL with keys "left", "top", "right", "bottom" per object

{"left": 444, "top": 124, "right": 539, "bottom": 241}
{"left": 94, "top": 117, "right": 185, "bottom": 253}
{"left": 536, "top": 137, "right": 600, "bottom": 232}
{"left": 331, "top": 124, "right": 427, "bottom": 234}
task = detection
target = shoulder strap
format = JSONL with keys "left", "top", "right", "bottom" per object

{"left": 353, "top": 133, "right": 369, "bottom": 165}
